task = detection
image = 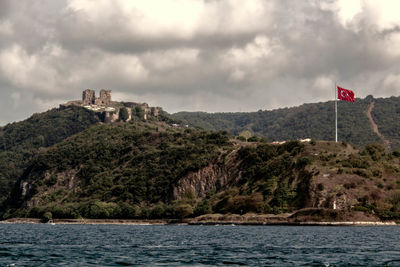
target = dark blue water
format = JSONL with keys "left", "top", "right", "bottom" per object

{"left": 0, "top": 224, "right": 399, "bottom": 266}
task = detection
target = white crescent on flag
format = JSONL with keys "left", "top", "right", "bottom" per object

{"left": 337, "top": 86, "right": 354, "bottom": 102}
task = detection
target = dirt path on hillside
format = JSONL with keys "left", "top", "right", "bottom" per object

{"left": 366, "top": 102, "right": 391, "bottom": 151}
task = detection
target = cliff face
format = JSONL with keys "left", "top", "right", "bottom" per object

{"left": 174, "top": 150, "right": 242, "bottom": 199}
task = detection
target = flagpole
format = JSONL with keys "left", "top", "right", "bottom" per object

{"left": 335, "top": 82, "right": 338, "bottom": 142}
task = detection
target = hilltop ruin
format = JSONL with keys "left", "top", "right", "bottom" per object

{"left": 82, "top": 89, "right": 112, "bottom": 106}
{"left": 61, "top": 89, "right": 160, "bottom": 123}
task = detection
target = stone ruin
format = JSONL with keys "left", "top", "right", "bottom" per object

{"left": 71, "top": 89, "right": 161, "bottom": 122}
{"left": 82, "top": 89, "right": 112, "bottom": 106}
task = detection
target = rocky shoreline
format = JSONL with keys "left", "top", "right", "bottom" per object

{"left": 188, "top": 221, "right": 397, "bottom": 226}
{"left": 1, "top": 214, "right": 398, "bottom": 226}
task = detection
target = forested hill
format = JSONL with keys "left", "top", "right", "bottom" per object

{"left": 173, "top": 95, "right": 400, "bottom": 150}
{"left": 0, "top": 106, "right": 101, "bottom": 204}
{"left": 1, "top": 98, "right": 400, "bottom": 221}
{"left": 3, "top": 122, "right": 400, "bottom": 222}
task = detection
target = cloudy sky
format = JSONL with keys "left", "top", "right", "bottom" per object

{"left": 1, "top": 0, "right": 400, "bottom": 125}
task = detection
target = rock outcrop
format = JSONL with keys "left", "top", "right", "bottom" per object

{"left": 174, "top": 151, "right": 241, "bottom": 199}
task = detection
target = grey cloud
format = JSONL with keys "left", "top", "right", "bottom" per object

{"left": 0, "top": 1, "right": 11, "bottom": 18}
{"left": 1, "top": 0, "right": 400, "bottom": 124}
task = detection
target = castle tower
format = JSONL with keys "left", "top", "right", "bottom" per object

{"left": 96, "top": 89, "right": 112, "bottom": 106}
{"left": 82, "top": 89, "right": 95, "bottom": 105}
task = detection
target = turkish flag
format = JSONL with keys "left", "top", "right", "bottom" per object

{"left": 337, "top": 86, "right": 354, "bottom": 102}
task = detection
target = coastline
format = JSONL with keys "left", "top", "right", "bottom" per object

{"left": 1, "top": 217, "right": 397, "bottom": 226}
{"left": 188, "top": 221, "right": 397, "bottom": 226}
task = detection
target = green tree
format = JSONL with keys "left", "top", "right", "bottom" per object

{"left": 41, "top": 211, "right": 53, "bottom": 223}
{"left": 174, "top": 204, "right": 193, "bottom": 219}
{"left": 135, "top": 106, "right": 145, "bottom": 119}
{"left": 119, "top": 107, "right": 129, "bottom": 122}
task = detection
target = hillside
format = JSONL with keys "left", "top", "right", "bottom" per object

{"left": 0, "top": 106, "right": 101, "bottom": 204}
{"left": 371, "top": 96, "right": 400, "bottom": 150}
{"left": 2, "top": 122, "right": 233, "bottom": 219}
{"left": 173, "top": 95, "right": 400, "bottom": 151}
{"left": 1, "top": 95, "right": 400, "bottom": 222}
{"left": 0, "top": 92, "right": 171, "bottom": 207}
{"left": 2, "top": 119, "right": 400, "bottom": 221}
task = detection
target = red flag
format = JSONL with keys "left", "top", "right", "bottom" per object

{"left": 337, "top": 86, "right": 354, "bottom": 102}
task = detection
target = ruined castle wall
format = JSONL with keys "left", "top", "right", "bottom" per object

{"left": 82, "top": 89, "right": 95, "bottom": 105}
{"left": 95, "top": 89, "right": 112, "bottom": 106}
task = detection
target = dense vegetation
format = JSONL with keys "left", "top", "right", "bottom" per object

{"left": 3, "top": 117, "right": 399, "bottom": 221}
{"left": 173, "top": 95, "right": 400, "bottom": 150}
{"left": 1, "top": 96, "right": 400, "bottom": 221}
{"left": 372, "top": 96, "right": 400, "bottom": 151}
{"left": 2, "top": 122, "right": 233, "bottom": 219}
{"left": 201, "top": 141, "right": 313, "bottom": 215}
{"left": 0, "top": 106, "right": 100, "bottom": 204}
{"left": 2, "top": 123, "right": 318, "bottom": 220}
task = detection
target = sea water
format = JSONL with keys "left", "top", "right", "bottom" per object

{"left": 0, "top": 224, "right": 399, "bottom": 266}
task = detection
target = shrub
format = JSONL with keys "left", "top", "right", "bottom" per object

{"left": 81, "top": 201, "right": 119, "bottom": 219}
{"left": 247, "top": 136, "right": 260, "bottom": 142}
{"left": 51, "top": 204, "right": 79, "bottom": 219}
{"left": 41, "top": 211, "right": 52, "bottom": 223}
{"left": 364, "top": 143, "right": 386, "bottom": 160}
{"left": 353, "top": 206, "right": 370, "bottom": 212}
{"left": 194, "top": 199, "right": 212, "bottom": 216}
{"left": 392, "top": 151, "right": 400, "bottom": 157}
{"left": 353, "top": 169, "right": 369, "bottom": 178}
{"left": 135, "top": 106, "right": 145, "bottom": 119}
{"left": 139, "top": 207, "right": 151, "bottom": 219}
{"left": 344, "top": 182, "right": 356, "bottom": 189}
{"left": 173, "top": 204, "right": 194, "bottom": 219}
{"left": 44, "top": 175, "right": 57, "bottom": 187}
{"left": 119, "top": 107, "right": 129, "bottom": 122}
{"left": 150, "top": 204, "right": 166, "bottom": 219}
{"left": 236, "top": 136, "right": 246, "bottom": 142}
{"left": 296, "top": 157, "right": 312, "bottom": 168}
{"left": 372, "top": 169, "right": 382, "bottom": 178}
{"left": 118, "top": 203, "right": 138, "bottom": 219}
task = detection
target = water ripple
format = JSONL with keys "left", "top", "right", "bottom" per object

{"left": 0, "top": 224, "right": 399, "bottom": 266}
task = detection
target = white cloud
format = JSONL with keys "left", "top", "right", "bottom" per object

{"left": 336, "top": 0, "right": 400, "bottom": 31}
{"left": 362, "top": 0, "right": 400, "bottom": 30}
{"left": 66, "top": 0, "right": 272, "bottom": 40}
{"left": 100, "top": 53, "right": 149, "bottom": 83}
{"left": 224, "top": 35, "right": 272, "bottom": 66}
{"left": 335, "top": 0, "right": 362, "bottom": 28}
{"left": 0, "top": 44, "right": 60, "bottom": 94}
{"left": 142, "top": 48, "right": 199, "bottom": 71}
{"left": 313, "top": 75, "right": 335, "bottom": 92}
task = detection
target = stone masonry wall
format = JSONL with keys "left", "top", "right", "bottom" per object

{"left": 82, "top": 89, "right": 95, "bottom": 105}
{"left": 95, "top": 89, "right": 112, "bottom": 106}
